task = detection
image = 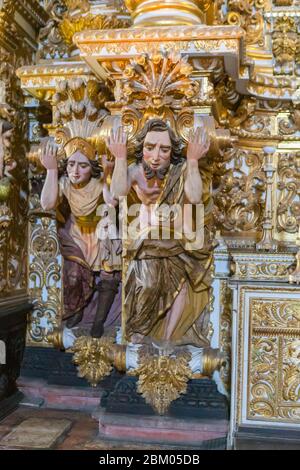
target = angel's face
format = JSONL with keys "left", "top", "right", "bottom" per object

{"left": 143, "top": 130, "right": 172, "bottom": 171}
{"left": 67, "top": 151, "right": 92, "bottom": 185}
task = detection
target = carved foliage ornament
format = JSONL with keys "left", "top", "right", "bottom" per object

{"left": 59, "top": 15, "right": 131, "bottom": 48}
{"left": 64, "top": 0, "right": 90, "bottom": 15}
{"left": 135, "top": 351, "right": 193, "bottom": 415}
{"left": 73, "top": 336, "right": 114, "bottom": 387}
{"left": 277, "top": 152, "right": 300, "bottom": 235}
{"left": 272, "top": 16, "right": 298, "bottom": 65}
{"left": 0, "top": 44, "right": 29, "bottom": 298}
{"left": 28, "top": 217, "right": 62, "bottom": 344}
{"left": 212, "top": 147, "right": 265, "bottom": 234}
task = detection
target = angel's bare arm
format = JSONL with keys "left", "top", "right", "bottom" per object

{"left": 184, "top": 126, "right": 210, "bottom": 204}
{"left": 40, "top": 140, "right": 59, "bottom": 211}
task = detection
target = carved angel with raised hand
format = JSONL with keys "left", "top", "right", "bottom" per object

{"left": 109, "top": 118, "right": 213, "bottom": 346}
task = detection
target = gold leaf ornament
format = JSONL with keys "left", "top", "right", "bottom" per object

{"left": 135, "top": 353, "right": 193, "bottom": 415}
{"left": 73, "top": 336, "right": 114, "bottom": 387}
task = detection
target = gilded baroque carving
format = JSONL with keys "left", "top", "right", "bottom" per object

{"left": 135, "top": 351, "right": 193, "bottom": 415}
{"left": 219, "top": 281, "right": 232, "bottom": 391}
{"left": 0, "top": 45, "right": 30, "bottom": 299}
{"left": 283, "top": 339, "right": 300, "bottom": 402}
{"left": 60, "top": 14, "right": 131, "bottom": 48}
{"left": 226, "top": 0, "right": 266, "bottom": 46}
{"left": 249, "top": 336, "right": 278, "bottom": 418}
{"left": 37, "top": 0, "right": 69, "bottom": 60}
{"left": 234, "top": 260, "right": 290, "bottom": 279}
{"left": 272, "top": 15, "right": 298, "bottom": 74}
{"left": 119, "top": 50, "right": 199, "bottom": 137}
{"left": 28, "top": 217, "right": 62, "bottom": 343}
{"left": 274, "top": 0, "right": 293, "bottom": 5}
{"left": 73, "top": 336, "right": 115, "bottom": 387}
{"left": 277, "top": 152, "right": 300, "bottom": 235}
{"left": 64, "top": 0, "right": 90, "bottom": 15}
{"left": 252, "top": 299, "right": 300, "bottom": 328}
{"left": 37, "top": 0, "right": 130, "bottom": 60}
{"left": 249, "top": 298, "right": 300, "bottom": 421}
{"left": 213, "top": 148, "right": 265, "bottom": 234}
{"left": 124, "top": 0, "right": 214, "bottom": 27}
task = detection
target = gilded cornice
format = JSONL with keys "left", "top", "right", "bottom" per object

{"left": 74, "top": 24, "right": 245, "bottom": 44}
{"left": 17, "top": 62, "right": 94, "bottom": 101}
{"left": 74, "top": 24, "right": 245, "bottom": 81}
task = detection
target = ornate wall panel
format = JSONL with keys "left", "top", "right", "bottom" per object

{"left": 231, "top": 283, "right": 300, "bottom": 431}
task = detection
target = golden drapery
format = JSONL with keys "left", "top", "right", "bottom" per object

{"left": 123, "top": 159, "right": 213, "bottom": 346}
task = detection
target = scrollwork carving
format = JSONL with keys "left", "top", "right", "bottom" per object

{"left": 28, "top": 217, "right": 63, "bottom": 344}
{"left": 213, "top": 148, "right": 265, "bottom": 234}
{"left": 219, "top": 281, "right": 232, "bottom": 391}
{"left": 226, "top": 0, "right": 266, "bottom": 46}
{"left": 277, "top": 152, "right": 300, "bottom": 235}
{"left": 249, "top": 298, "right": 300, "bottom": 421}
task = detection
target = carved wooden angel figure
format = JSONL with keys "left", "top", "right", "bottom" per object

{"left": 109, "top": 118, "right": 213, "bottom": 346}
{"left": 39, "top": 135, "right": 122, "bottom": 340}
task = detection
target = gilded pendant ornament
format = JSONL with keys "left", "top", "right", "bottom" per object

{"left": 73, "top": 336, "right": 115, "bottom": 387}
{"left": 135, "top": 351, "right": 193, "bottom": 415}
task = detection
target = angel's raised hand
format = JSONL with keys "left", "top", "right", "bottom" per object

{"left": 187, "top": 125, "right": 210, "bottom": 161}
{"left": 105, "top": 126, "right": 127, "bottom": 161}
{"left": 40, "top": 140, "right": 58, "bottom": 171}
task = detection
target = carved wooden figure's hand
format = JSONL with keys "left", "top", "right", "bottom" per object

{"left": 187, "top": 124, "right": 210, "bottom": 162}
{"left": 105, "top": 126, "right": 127, "bottom": 161}
{"left": 40, "top": 140, "right": 58, "bottom": 171}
